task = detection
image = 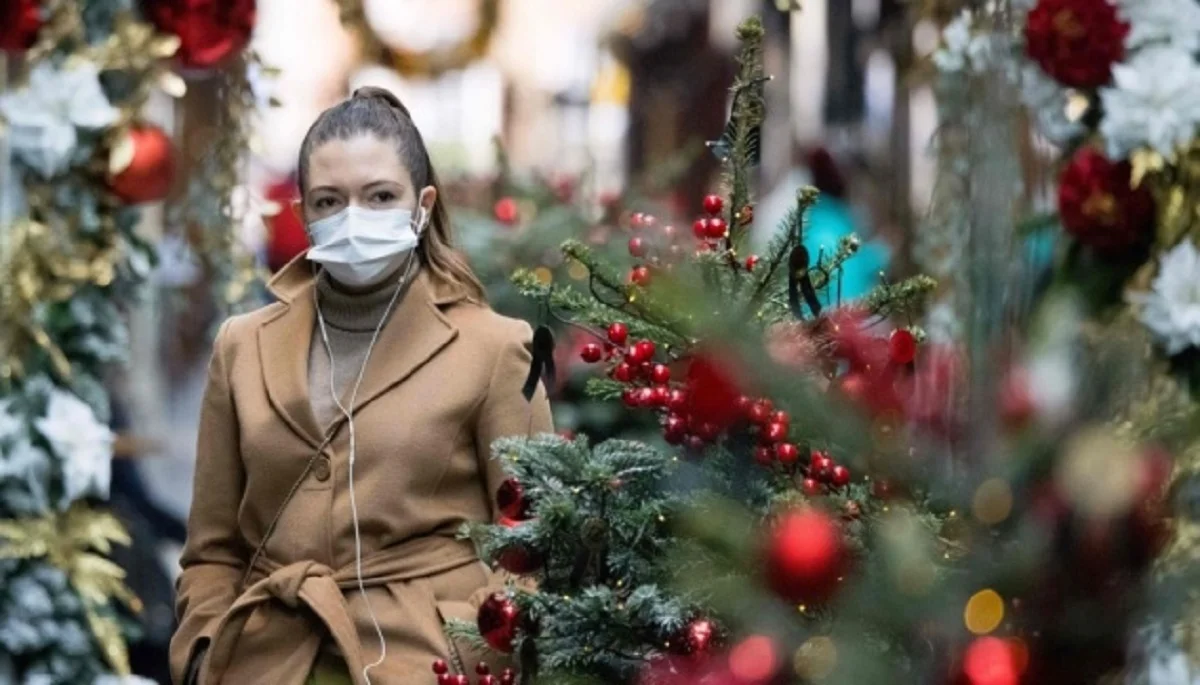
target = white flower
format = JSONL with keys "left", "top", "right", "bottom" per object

{"left": 934, "top": 12, "right": 975, "bottom": 73}
{"left": 1132, "top": 241, "right": 1200, "bottom": 355}
{"left": 33, "top": 388, "right": 113, "bottom": 507}
{"left": 1101, "top": 47, "right": 1200, "bottom": 159}
{"left": 1021, "top": 65, "right": 1086, "bottom": 145}
{"left": 0, "top": 60, "right": 119, "bottom": 179}
{"left": 934, "top": 11, "right": 1014, "bottom": 75}
{"left": 1116, "top": 0, "right": 1200, "bottom": 52}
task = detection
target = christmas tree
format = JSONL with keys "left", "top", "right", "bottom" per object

{"left": 444, "top": 8, "right": 1190, "bottom": 685}
{"left": 0, "top": 2, "right": 253, "bottom": 683}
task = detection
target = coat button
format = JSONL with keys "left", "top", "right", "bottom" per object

{"left": 313, "top": 456, "right": 331, "bottom": 482}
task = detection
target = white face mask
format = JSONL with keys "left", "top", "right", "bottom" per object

{"left": 306, "top": 205, "right": 428, "bottom": 288}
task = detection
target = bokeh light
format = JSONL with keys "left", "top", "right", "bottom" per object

{"left": 964, "top": 589, "right": 1005, "bottom": 635}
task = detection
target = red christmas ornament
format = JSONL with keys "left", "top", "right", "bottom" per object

{"left": 1058, "top": 147, "right": 1155, "bottom": 253}
{"left": 0, "top": 0, "right": 41, "bottom": 52}
{"left": 889, "top": 329, "right": 918, "bottom": 365}
{"left": 613, "top": 362, "right": 635, "bottom": 383}
{"left": 142, "top": 0, "right": 257, "bottom": 70}
{"left": 492, "top": 197, "right": 519, "bottom": 225}
{"left": 580, "top": 343, "right": 604, "bottom": 364}
{"left": 607, "top": 322, "right": 629, "bottom": 346}
{"left": 703, "top": 194, "right": 724, "bottom": 216}
{"left": 744, "top": 254, "right": 760, "bottom": 271}
{"left": 830, "top": 465, "right": 851, "bottom": 487}
{"left": 108, "top": 125, "right": 176, "bottom": 205}
{"left": 776, "top": 443, "right": 800, "bottom": 465}
{"left": 762, "top": 421, "right": 789, "bottom": 444}
{"left": 1024, "top": 0, "right": 1127, "bottom": 88}
{"left": 962, "top": 636, "right": 1019, "bottom": 685}
{"left": 477, "top": 593, "right": 520, "bottom": 653}
{"left": 705, "top": 217, "right": 728, "bottom": 239}
{"left": 754, "top": 445, "right": 775, "bottom": 465}
{"left": 685, "top": 354, "right": 745, "bottom": 431}
{"left": 650, "top": 364, "right": 671, "bottom": 384}
{"left": 764, "top": 509, "right": 845, "bottom": 604}
{"left": 495, "top": 543, "right": 542, "bottom": 574}
{"left": 263, "top": 178, "right": 306, "bottom": 273}
{"left": 496, "top": 479, "right": 529, "bottom": 520}
{"left": 629, "top": 237, "right": 647, "bottom": 258}
{"left": 630, "top": 266, "right": 652, "bottom": 286}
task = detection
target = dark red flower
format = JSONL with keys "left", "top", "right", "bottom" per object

{"left": 1058, "top": 147, "right": 1155, "bottom": 254}
{"left": 1025, "top": 0, "right": 1128, "bottom": 88}
{"left": 142, "top": 0, "right": 257, "bottom": 70}
{"left": 0, "top": 0, "right": 41, "bottom": 52}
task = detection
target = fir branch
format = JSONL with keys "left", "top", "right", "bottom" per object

{"left": 862, "top": 275, "right": 938, "bottom": 317}
{"left": 724, "top": 17, "right": 768, "bottom": 256}
{"left": 808, "top": 234, "right": 863, "bottom": 292}
{"left": 747, "top": 187, "right": 820, "bottom": 312}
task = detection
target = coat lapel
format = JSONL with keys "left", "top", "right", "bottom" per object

{"left": 259, "top": 254, "right": 466, "bottom": 445}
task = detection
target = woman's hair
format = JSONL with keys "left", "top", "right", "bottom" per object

{"left": 297, "top": 86, "right": 485, "bottom": 301}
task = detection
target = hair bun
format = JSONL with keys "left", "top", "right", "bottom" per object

{"left": 351, "top": 85, "right": 412, "bottom": 119}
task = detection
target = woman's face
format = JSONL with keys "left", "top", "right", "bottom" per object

{"left": 302, "top": 133, "right": 435, "bottom": 224}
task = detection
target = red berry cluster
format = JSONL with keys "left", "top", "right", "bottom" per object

{"left": 692, "top": 194, "right": 729, "bottom": 250}
{"left": 799, "top": 449, "right": 852, "bottom": 496}
{"left": 625, "top": 211, "right": 692, "bottom": 286}
{"left": 431, "top": 661, "right": 515, "bottom": 685}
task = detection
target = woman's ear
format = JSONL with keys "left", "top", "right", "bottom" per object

{"left": 417, "top": 186, "right": 437, "bottom": 232}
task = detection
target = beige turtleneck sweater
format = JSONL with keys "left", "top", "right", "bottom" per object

{"left": 308, "top": 272, "right": 411, "bottom": 431}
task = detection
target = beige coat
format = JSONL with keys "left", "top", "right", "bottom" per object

{"left": 169, "top": 256, "right": 553, "bottom": 684}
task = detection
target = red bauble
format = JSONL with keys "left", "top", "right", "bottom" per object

{"left": 765, "top": 510, "right": 845, "bottom": 604}
{"left": 629, "top": 237, "right": 647, "bottom": 258}
{"left": 607, "top": 322, "right": 630, "bottom": 346}
{"left": 1025, "top": 0, "right": 1127, "bottom": 88}
{"left": 744, "top": 254, "right": 760, "bottom": 271}
{"left": 650, "top": 364, "right": 671, "bottom": 384}
{"left": 108, "top": 126, "right": 176, "bottom": 205}
{"left": 1058, "top": 147, "right": 1155, "bottom": 253}
{"left": 496, "top": 543, "right": 543, "bottom": 574}
{"left": 754, "top": 445, "right": 775, "bottom": 465}
{"left": 801, "top": 478, "right": 823, "bottom": 496}
{"left": 830, "top": 465, "right": 851, "bottom": 487}
{"left": 580, "top": 343, "right": 604, "bottom": 363}
{"left": 0, "top": 0, "right": 41, "bottom": 51}
{"left": 496, "top": 479, "right": 529, "bottom": 520}
{"left": 705, "top": 217, "right": 728, "bottom": 239}
{"left": 776, "top": 443, "right": 800, "bottom": 465}
{"left": 889, "top": 329, "right": 917, "bottom": 365}
{"left": 630, "top": 266, "right": 652, "bottom": 286}
{"left": 962, "top": 636, "right": 1019, "bottom": 685}
{"left": 684, "top": 354, "right": 745, "bottom": 431}
{"left": 613, "top": 362, "right": 635, "bottom": 383}
{"left": 142, "top": 0, "right": 256, "bottom": 70}
{"left": 703, "top": 194, "right": 724, "bottom": 216}
{"left": 762, "top": 421, "right": 789, "bottom": 444}
{"left": 477, "top": 593, "right": 520, "bottom": 653}
{"left": 263, "top": 178, "right": 306, "bottom": 273}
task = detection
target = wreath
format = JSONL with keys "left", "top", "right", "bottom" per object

{"left": 386, "top": 0, "right": 500, "bottom": 78}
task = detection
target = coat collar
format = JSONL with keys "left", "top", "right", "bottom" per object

{"left": 259, "top": 252, "right": 465, "bottom": 448}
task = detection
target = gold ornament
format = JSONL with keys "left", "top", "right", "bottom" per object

{"left": 0, "top": 505, "right": 137, "bottom": 676}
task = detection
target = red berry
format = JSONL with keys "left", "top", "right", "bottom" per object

{"left": 703, "top": 194, "right": 724, "bottom": 216}
{"left": 480, "top": 677, "right": 495, "bottom": 685}
{"left": 630, "top": 212, "right": 646, "bottom": 230}
{"left": 494, "top": 197, "right": 519, "bottom": 225}
{"left": 629, "top": 237, "right": 647, "bottom": 258}
{"left": 705, "top": 217, "right": 728, "bottom": 239}
{"left": 453, "top": 676, "right": 469, "bottom": 685}
{"left": 665, "top": 415, "right": 687, "bottom": 441}
{"left": 630, "top": 266, "right": 652, "bottom": 286}
{"left": 501, "top": 669, "right": 516, "bottom": 685}
{"left": 770, "top": 410, "right": 790, "bottom": 427}
{"left": 643, "top": 214, "right": 657, "bottom": 229}
{"left": 633, "top": 340, "right": 656, "bottom": 363}
{"left": 745, "top": 254, "right": 760, "bottom": 271}
{"left": 580, "top": 343, "right": 604, "bottom": 363}
{"left": 763, "top": 421, "right": 789, "bottom": 443}
{"left": 637, "top": 387, "right": 655, "bottom": 406}
{"left": 889, "top": 329, "right": 918, "bottom": 365}
{"left": 477, "top": 663, "right": 492, "bottom": 675}
{"left": 607, "top": 322, "right": 629, "bottom": 346}
{"left": 651, "top": 385, "right": 671, "bottom": 406}
{"left": 662, "top": 224, "right": 678, "bottom": 240}
{"left": 622, "top": 388, "right": 640, "bottom": 407}
{"left": 638, "top": 361, "right": 654, "bottom": 379}
{"left": 831, "top": 465, "right": 851, "bottom": 487}
{"left": 810, "top": 452, "right": 834, "bottom": 480}
{"left": 697, "top": 422, "right": 721, "bottom": 442}
{"left": 432, "top": 660, "right": 449, "bottom": 675}
{"left": 651, "top": 364, "right": 671, "bottom": 384}
{"left": 776, "top": 443, "right": 801, "bottom": 464}
{"left": 736, "top": 395, "right": 753, "bottom": 414}
{"left": 613, "top": 362, "right": 635, "bottom": 383}
{"left": 438, "top": 676, "right": 453, "bottom": 685}
{"left": 667, "top": 389, "right": 689, "bottom": 412}
{"left": 802, "top": 478, "right": 823, "bottom": 496}
{"left": 692, "top": 218, "right": 709, "bottom": 239}
{"left": 748, "top": 402, "right": 771, "bottom": 425}
{"left": 754, "top": 445, "right": 775, "bottom": 465}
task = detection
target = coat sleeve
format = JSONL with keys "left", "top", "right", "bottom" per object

{"left": 474, "top": 320, "right": 554, "bottom": 521}
{"left": 169, "top": 318, "right": 248, "bottom": 685}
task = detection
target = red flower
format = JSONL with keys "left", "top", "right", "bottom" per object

{"left": 1025, "top": 0, "right": 1128, "bottom": 88}
{"left": 1058, "top": 147, "right": 1155, "bottom": 254}
{"left": 0, "top": 0, "right": 41, "bottom": 52}
{"left": 142, "top": 0, "right": 257, "bottom": 70}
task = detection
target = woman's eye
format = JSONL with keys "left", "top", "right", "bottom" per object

{"left": 371, "top": 190, "right": 397, "bottom": 203}
{"left": 315, "top": 197, "right": 337, "bottom": 209}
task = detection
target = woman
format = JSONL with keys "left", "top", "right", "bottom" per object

{"left": 169, "top": 87, "right": 553, "bottom": 685}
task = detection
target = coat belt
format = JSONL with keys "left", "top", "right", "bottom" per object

{"left": 201, "top": 536, "right": 479, "bottom": 685}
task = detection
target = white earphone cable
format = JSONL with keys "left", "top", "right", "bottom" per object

{"left": 315, "top": 250, "right": 418, "bottom": 685}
